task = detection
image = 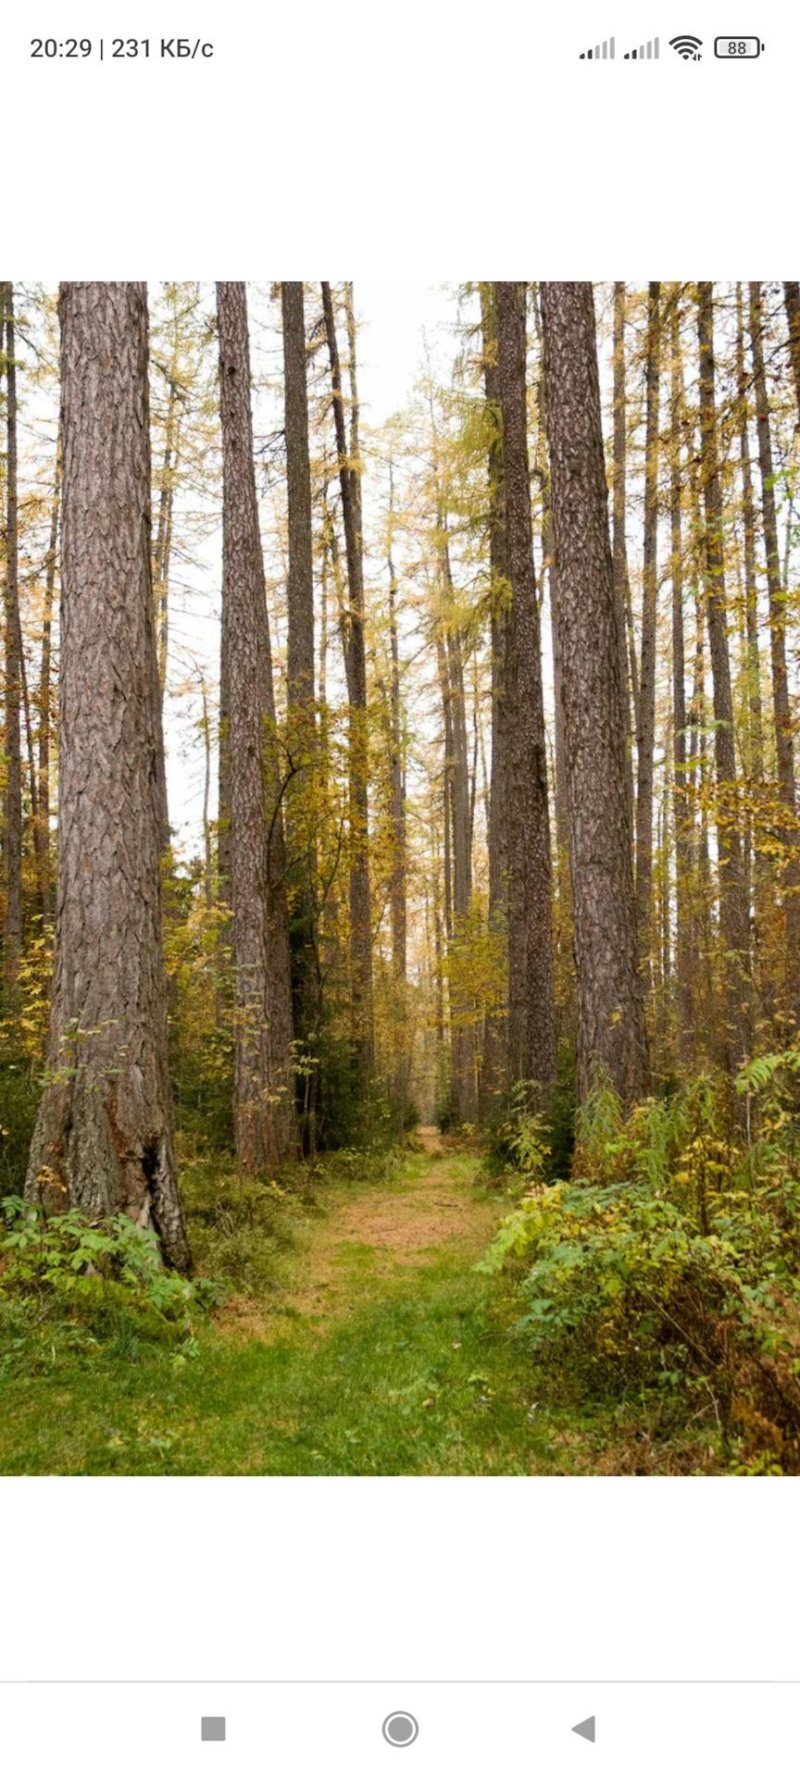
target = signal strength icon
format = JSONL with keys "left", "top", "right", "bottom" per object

{"left": 670, "top": 33, "right": 703, "bottom": 57}
{"left": 624, "top": 35, "right": 660, "bottom": 57}
{"left": 579, "top": 35, "right": 615, "bottom": 58}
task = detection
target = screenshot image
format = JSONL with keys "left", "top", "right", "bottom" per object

{"left": 1, "top": 3, "right": 798, "bottom": 1770}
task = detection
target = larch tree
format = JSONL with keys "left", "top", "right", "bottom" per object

{"left": 634, "top": 281, "right": 661, "bottom": 974}
{"left": 217, "top": 280, "right": 296, "bottom": 1168}
{"left": 386, "top": 462, "right": 407, "bottom": 987}
{"left": 321, "top": 280, "right": 374, "bottom": 1080}
{"left": 493, "top": 281, "right": 555, "bottom": 1098}
{"left": 668, "top": 292, "right": 694, "bottom": 1060}
{"left": 479, "top": 283, "right": 510, "bottom": 1099}
{"left": 540, "top": 281, "right": 648, "bottom": 1106}
{"left": 749, "top": 280, "right": 800, "bottom": 1016}
{"left": 24, "top": 282, "right": 189, "bottom": 1270}
{"left": 35, "top": 427, "right": 61, "bottom": 920}
{"left": 611, "top": 281, "right": 638, "bottom": 804}
{"left": 2, "top": 281, "right": 23, "bottom": 987}
{"left": 696, "top": 282, "right": 752, "bottom": 1071}
{"left": 281, "top": 281, "right": 320, "bottom": 1120}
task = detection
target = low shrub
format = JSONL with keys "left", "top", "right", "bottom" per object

{"left": 481, "top": 1065, "right": 800, "bottom": 1472}
{"left": 0, "top": 1195, "right": 218, "bottom": 1348}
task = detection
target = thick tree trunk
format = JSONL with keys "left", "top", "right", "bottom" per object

{"left": 540, "top": 282, "right": 648, "bottom": 1106}
{"left": 479, "top": 284, "right": 510, "bottom": 1100}
{"left": 154, "top": 376, "right": 179, "bottom": 699}
{"left": 611, "top": 282, "right": 638, "bottom": 809}
{"left": 282, "top": 283, "right": 315, "bottom": 709}
{"left": 281, "top": 281, "right": 319, "bottom": 1135}
{"left": 749, "top": 281, "right": 800, "bottom": 1017}
{"left": 494, "top": 281, "right": 556, "bottom": 1099}
{"left": 2, "top": 282, "right": 23, "bottom": 986}
{"left": 736, "top": 285, "right": 764, "bottom": 783}
{"left": 669, "top": 296, "right": 694, "bottom": 1062}
{"left": 35, "top": 430, "right": 61, "bottom": 921}
{"left": 217, "top": 281, "right": 296, "bottom": 1168}
{"left": 635, "top": 282, "right": 661, "bottom": 977}
{"left": 387, "top": 478, "right": 407, "bottom": 986}
{"left": 25, "top": 284, "right": 189, "bottom": 1269}
{"left": 735, "top": 284, "right": 765, "bottom": 982}
{"left": 696, "top": 283, "right": 752, "bottom": 1071}
{"left": 321, "top": 281, "right": 374, "bottom": 1078}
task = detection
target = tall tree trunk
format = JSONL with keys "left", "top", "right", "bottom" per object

{"left": 25, "top": 283, "right": 189, "bottom": 1269}
{"left": 283, "top": 283, "right": 315, "bottom": 711}
{"left": 321, "top": 281, "right": 374, "bottom": 1078}
{"left": 494, "top": 281, "right": 556, "bottom": 1099}
{"left": 200, "top": 675, "right": 213, "bottom": 911}
{"left": 441, "top": 526, "right": 476, "bottom": 1122}
{"left": 387, "top": 467, "right": 407, "bottom": 986}
{"left": 696, "top": 282, "right": 752, "bottom": 1071}
{"left": 35, "top": 429, "right": 61, "bottom": 920}
{"left": 2, "top": 282, "right": 23, "bottom": 987}
{"left": 479, "top": 284, "right": 510, "bottom": 1100}
{"left": 611, "top": 282, "right": 639, "bottom": 809}
{"left": 750, "top": 280, "right": 800, "bottom": 1018}
{"left": 217, "top": 281, "right": 296, "bottom": 1168}
{"left": 736, "top": 284, "right": 766, "bottom": 986}
{"left": 736, "top": 285, "right": 764, "bottom": 783}
{"left": 154, "top": 375, "right": 179, "bottom": 698}
{"left": 784, "top": 282, "right": 800, "bottom": 423}
{"left": 669, "top": 295, "right": 694, "bottom": 1063}
{"left": 281, "top": 281, "right": 319, "bottom": 1138}
{"left": 635, "top": 282, "right": 661, "bottom": 982}
{"left": 540, "top": 281, "right": 648, "bottom": 1106}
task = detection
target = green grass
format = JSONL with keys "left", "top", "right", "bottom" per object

{"left": 0, "top": 1140, "right": 748, "bottom": 1475}
{"left": 0, "top": 1142, "right": 574, "bottom": 1475}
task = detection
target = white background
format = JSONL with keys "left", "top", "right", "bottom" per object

{"left": 3, "top": 0, "right": 799, "bottom": 1727}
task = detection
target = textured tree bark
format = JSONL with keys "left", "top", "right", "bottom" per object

{"left": 282, "top": 283, "right": 315, "bottom": 710}
{"left": 217, "top": 281, "right": 296, "bottom": 1168}
{"left": 736, "top": 286, "right": 764, "bottom": 785}
{"left": 749, "top": 281, "right": 800, "bottom": 1017}
{"left": 438, "top": 521, "right": 477, "bottom": 1123}
{"left": 784, "top": 282, "right": 800, "bottom": 422}
{"left": 735, "top": 284, "right": 765, "bottom": 985}
{"left": 2, "top": 282, "right": 23, "bottom": 986}
{"left": 386, "top": 470, "right": 407, "bottom": 986}
{"left": 385, "top": 483, "right": 410, "bottom": 1117}
{"left": 321, "top": 281, "right": 374, "bottom": 1077}
{"left": 493, "top": 281, "right": 556, "bottom": 1099}
{"left": 281, "top": 282, "right": 319, "bottom": 1136}
{"left": 669, "top": 296, "right": 694, "bottom": 1063}
{"left": 611, "top": 282, "right": 639, "bottom": 811}
{"left": 35, "top": 429, "right": 61, "bottom": 921}
{"left": 25, "top": 283, "right": 189, "bottom": 1269}
{"left": 154, "top": 375, "right": 179, "bottom": 700}
{"left": 478, "top": 284, "right": 510, "bottom": 1101}
{"left": 540, "top": 282, "right": 648, "bottom": 1106}
{"left": 635, "top": 282, "right": 661, "bottom": 981}
{"left": 696, "top": 283, "right": 752, "bottom": 1072}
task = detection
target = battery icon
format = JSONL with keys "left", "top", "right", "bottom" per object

{"left": 714, "top": 35, "right": 764, "bottom": 56}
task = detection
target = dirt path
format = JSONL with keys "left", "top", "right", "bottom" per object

{"left": 219, "top": 1136, "right": 495, "bottom": 1340}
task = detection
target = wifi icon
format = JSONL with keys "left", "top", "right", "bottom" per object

{"left": 669, "top": 33, "right": 703, "bottom": 58}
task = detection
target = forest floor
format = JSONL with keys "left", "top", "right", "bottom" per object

{"left": 0, "top": 1131, "right": 617, "bottom": 1476}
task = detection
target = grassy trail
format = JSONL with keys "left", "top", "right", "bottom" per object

{"left": 0, "top": 1134, "right": 577, "bottom": 1476}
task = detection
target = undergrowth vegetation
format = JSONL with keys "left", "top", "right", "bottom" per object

{"left": 481, "top": 1054, "right": 800, "bottom": 1474}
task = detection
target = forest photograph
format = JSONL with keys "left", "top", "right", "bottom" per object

{"left": 2, "top": 278, "right": 800, "bottom": 1477}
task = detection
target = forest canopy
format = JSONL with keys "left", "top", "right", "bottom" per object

{"left": 2, "top": 279, "right": 800, "bottom": 1477}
